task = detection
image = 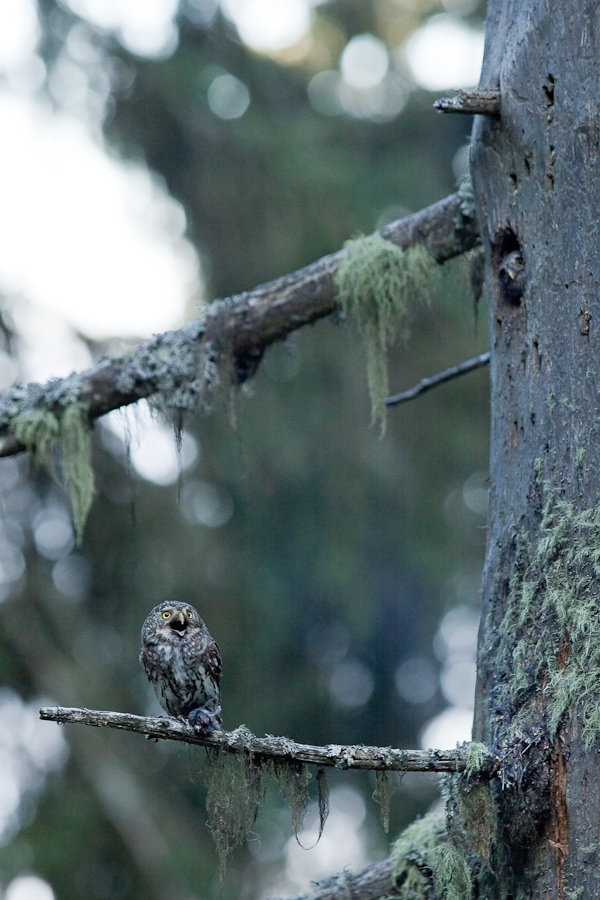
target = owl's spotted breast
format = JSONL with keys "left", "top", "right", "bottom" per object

{"left": 140, "top": 601, "right": 222, "bottom": 733}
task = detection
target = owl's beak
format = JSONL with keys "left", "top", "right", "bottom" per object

{"left": 169, "top": 610, "right": 187, "bottom": 633}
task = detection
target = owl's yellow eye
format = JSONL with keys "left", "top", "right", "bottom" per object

{"left": 187, "top": 610, "right": 193, "bottom": 618}
{"left": 162, "top": 611, "right": 171, "bottom": 619}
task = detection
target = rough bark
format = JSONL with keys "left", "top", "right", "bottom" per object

{"left": 471, "top": 2, "right": 600, "bottom": 898}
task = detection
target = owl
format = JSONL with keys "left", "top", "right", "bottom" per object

{"left": 498, "top": 250, "right": 526, "bottom": 303}
{"left": 140, "top": 601, "right": 222, "bottom": 733}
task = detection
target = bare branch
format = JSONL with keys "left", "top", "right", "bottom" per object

{"left": 0, "top": 192, "right": 479, "bottom": 457}
{"left": 286, "top": 856, "right": 400, "bottom": 900}
{"left": 39, "top": 706, "right": 495, "bottom": 774}
{"left": 434, "top": 89, "right": 501, "bottom": 116}
{"left": 386, "top": 351, "right": 490, "bottom": 407}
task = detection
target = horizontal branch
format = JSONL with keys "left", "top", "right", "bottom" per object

{"left": 0, "top": 192, "right": 479, "bottom": 457}
{"left": 434, "top": 89, "right": 501, "bottom": 116}
{"left": 386, "top": 351, "right": 490, "bottom": 407}
{"left": 288, "top": 856, "right": 400, "bottom": 900}
{"left": 39, "top": 706, "right": 495, "bottom": 774}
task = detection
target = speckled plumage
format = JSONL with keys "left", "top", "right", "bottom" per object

{"left": 140, "top": 601, "right": 222, "bottom": 732}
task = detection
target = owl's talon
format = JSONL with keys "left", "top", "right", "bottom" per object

{"left": 188, "top": 707, "right": 221, "bottom": 734}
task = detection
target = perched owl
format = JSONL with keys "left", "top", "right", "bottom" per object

{"left": 140, "top": 601, "right": 222, "bottom": 733}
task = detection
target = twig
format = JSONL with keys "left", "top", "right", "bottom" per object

{"left": 0, "top": 193, "right": 479, "bottom": 458}
{"left": 434, "top": 89, "right": 501, "bottom": 116}
{"left": 39, "top": 706, "right": 496, "bottom": 774}
{"left": 386, "top": 351, "right": 490, "bottom": 407}
{"left": 287, "top": 857, "right": 400, "bottom": 900}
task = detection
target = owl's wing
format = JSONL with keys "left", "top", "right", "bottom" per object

{"left": 205, "top": 639, "right": 223, "bottom": 689}
{"left": 139, "top": 642, "right": 159, "bottom": 677}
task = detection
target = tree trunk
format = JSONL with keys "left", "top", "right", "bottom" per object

{"left": 471, "top": 1, "right": 600, "bottom": 897}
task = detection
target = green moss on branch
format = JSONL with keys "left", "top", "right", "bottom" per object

{"left": 464, "top": 742, "right": 488, "bottom": 776}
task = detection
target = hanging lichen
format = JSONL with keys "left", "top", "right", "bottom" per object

{"left": 204, "top": 750, "right": 265, "bottom": 878}
{"left": 273, "top": 760, "right": 312, "bottom": 843}
{"left": 11, "top": 408, "right": 60, "bottom": 471}
{"left": 201, "top": 743, "right": 335, "bottom": 876}
{"left": 315, "top": 767, "right": 330, "bottom": 845}
{"left": 467, "top": 246, "right": 486, "bottom": 321}
{"left": 334, "top": 235, "right": 438, "bottom": 433}
{"left": 59, "top": 402, "right": 95, "bottom": 544}
{"left": 392, "top": 811, "right": 444, "bottom": 900}
{"left": 11, "top": 401, "right": 94, "bottom": 544}
{"left": 267, "top": 760, "right": 330, "bottom": 849}
{"left": 372, "top": 769, "right": 398, "bottom": 833}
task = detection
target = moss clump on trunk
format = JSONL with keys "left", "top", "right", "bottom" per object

{"left": 474, "top": 480, "right": 600, "bottom": 888}
{"left": 392, "top": 808, "right": 475, "bottom": 900}
{"left": 392, "top": 811, "right": 445, "bottom": 900}
{"left": 457, "top": 779, "right": 498, "bottom": 868}
{"left": 431, "top": 841, "right": 473, "bottom": 900}
{"left": 485, "top": 483, "right": 600, "bottom": 750}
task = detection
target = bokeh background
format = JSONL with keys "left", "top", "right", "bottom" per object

{"left": 0, "top": 2, "right": 489, "bottom": 898}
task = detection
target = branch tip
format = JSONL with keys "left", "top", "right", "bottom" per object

{"left": 386, "top": 351, "right": 490, "bottom": 407}
{"left": 434, "top": 89, "right": 501, "bottom": 116}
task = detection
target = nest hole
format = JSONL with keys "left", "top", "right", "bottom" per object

{"left": 493, "top": 227, "right": 525, "bottom": 306}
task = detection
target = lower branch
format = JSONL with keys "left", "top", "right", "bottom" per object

{"left": 287, "top": 856, "right": 400, "bottom": 900}
{"left": 39, "top": 706, "right": 495, "bottom": 774}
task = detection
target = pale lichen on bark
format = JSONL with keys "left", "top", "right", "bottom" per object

{"left": 485, "top": 483, "right": 600, "bottom": 751}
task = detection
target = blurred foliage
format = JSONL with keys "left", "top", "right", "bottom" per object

{"left": 0, "top": 1, "right": 489, "bottom": 898}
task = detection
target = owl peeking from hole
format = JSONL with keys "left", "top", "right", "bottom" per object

{"left": 140, "top": 601, "right": 222, "bottom": 733}
{"left": 498, "top": 249, "right": 526, "bottom": 302}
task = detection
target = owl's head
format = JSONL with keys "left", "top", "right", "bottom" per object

{"left": 142, "top": 601, "right": 204, "bottom": 643}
